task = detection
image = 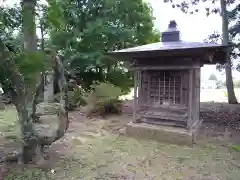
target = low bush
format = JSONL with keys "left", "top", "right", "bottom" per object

{"left": 84, "top": 82, "right": 123, "bottom": 116}
{"left": 54, "top": 87, "right": 86, "bottom": 111}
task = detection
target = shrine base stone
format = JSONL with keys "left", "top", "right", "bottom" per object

{"left": 125, "top": 121, "right": 202, "bottom": 146}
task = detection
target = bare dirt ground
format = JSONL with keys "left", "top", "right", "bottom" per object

{"left": 1, "top": 102, "right": 240, "bottom": 180}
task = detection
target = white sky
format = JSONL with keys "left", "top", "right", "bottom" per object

{"left": 1, "top": 0, "right": 240, "bottom": 81}
{"left": 146, "top": 0, "right": 240, "bottom": 81}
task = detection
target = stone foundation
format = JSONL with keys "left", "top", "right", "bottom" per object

{"left": 125, "top": 121, "right": 202, "bottom": 146}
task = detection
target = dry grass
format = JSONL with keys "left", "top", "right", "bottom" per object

{"left": 1, "top": 106, "right": 240, "bottom": 180}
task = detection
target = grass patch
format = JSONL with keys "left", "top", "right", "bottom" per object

{"left": 231, "top": 145, "right": 240, "bottom": 152}
{"left": 5, "top": 168, "right": 53, "bottom": 180}
{"left": 1, "top": 108, "right": 240, "bottom": 180}
{"left": 52, "top": 133, "right": 239, "bottom": 180}
{"left": 0, "top": 106, "right": 19, "bottom": 140}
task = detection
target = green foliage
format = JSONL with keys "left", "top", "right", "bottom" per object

{"left": 54, "top": 87, "right": 86, "bottom": 111}
{"left": 1, "top": 0, "right": 160, "bottom": 96}
{"left": 90, "top": 82, "right": 124, "bottom": 103}
{"left": 85, "top": 82, "right": 123, "bottom": 116}
{"left": 45, "top": 0, "right": 160, "bottom": 91}
{"left": 106, "top": 69, "right": 133, "bottom": 94}
{"left": 231, "top": 145, "right": 240, "bottom": 152}
{"left": 69, "top": 87, "right": 87, "bottom": 109}
{"left": 0, "top": 3, "right": 50, "bottom": 93}
{"left": 223, "top": 90, "right": 228, "bottom": 98}
{"left": 163, "top": 0, "right": 237, "bottom": 15}
{"left": 228, "top": 3, "right": 240, "bottom": 38}
{"left": 0, "top": 5, "right": 22, "bottom": 38}
{"left": 14, "top": 51, "right": 52, "bottom": 86}
{"left": 228, "top": 3, "right": 240, "bottom": 71}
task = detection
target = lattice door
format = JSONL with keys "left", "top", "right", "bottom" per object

{"left": 149, "top": 70, "right": 182, "bottom": 105}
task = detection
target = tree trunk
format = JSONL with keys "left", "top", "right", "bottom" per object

{"left": 0, "top": 39, "right": 37, "bottom": 164}
{"left": 22, "top": 0, "right": 37, "bottom": 52}
{"left": 21, "top": 0, "right": 39, "bottom": 163}
{"left": 1, "top": 0, "right": 69, "bottom": 163}
{"left": 221, "top": 0, "right": 238, "bottom": 104}
{"left": 0, "top": 40, "right": 69, "bottom": 164}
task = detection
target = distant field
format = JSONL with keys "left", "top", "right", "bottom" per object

{"left": 121, "top": 88, "right": 240, "bottom": 102}
{"left": 201, "top": 88, "right": 240, "bottom": 102}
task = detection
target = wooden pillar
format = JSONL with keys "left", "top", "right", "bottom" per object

{"left": 195, "top": 68, "right": 201, "bottom": 121}
{"left": 138, "top": 70, "right": 142, "bottom": 107}
{"left": 147, "top": 72, "right": 150, "bottom": 105}
{"left": 180, "top": 74, "right": 183, "bottom": 104}
{"left": 187, "top": 69, "right": 193, "bottom": 129}
{"left": 192, "top": 70, "right": 197, "bottom": 123}
{"left": 189, "top": 68, "right": 201, "bottom": 129}
{"left": 181, "top": 72, "right": 189, "bottom": 105}
{"left": 133, "top": 71, "right": 138, "bottom": 122}
{"left": 141, "top": 71, "right": 146, "bottom": 103}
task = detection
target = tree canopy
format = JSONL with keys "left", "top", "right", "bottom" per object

{"left": 1, "top": 0, "right": 160, "bottom": 94}
{"left": 0, "top": 0, "right": 161, "bottom": 163}
{"left": 45, "top": 0, "right": 160, "bottom": 91}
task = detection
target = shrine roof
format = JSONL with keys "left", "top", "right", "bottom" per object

{"left": 106, "top": 41, "right": 228, "bottom": 64}
{"left": 111, "top": 41, "right": 226, "bottom": 53}
{"left": 106, "top": 20, "right": 229, "bottom": 65}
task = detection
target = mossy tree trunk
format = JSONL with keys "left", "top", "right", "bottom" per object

{"left": 0, "top": 39, "right": 36, "bottom": 164}
{"left": 20, "top": 0, "right": 39, "bottom": 163}
{"left": 0, "top": 0, "right": 69, "bottom": 163}
{"left": 0, "top": 39, "right": 69, "bottom": 164}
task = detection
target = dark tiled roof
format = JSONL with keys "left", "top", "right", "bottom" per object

{"left": 106, "top": 20, "right": 229, "bottom": 65}
{"left": 112, "top": 41, "right": 226, "bottom": 53}
{"left": 106, "top": 41, "right": 229, "bottom": 65}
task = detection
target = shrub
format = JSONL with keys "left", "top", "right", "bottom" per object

{"left": 54, "top": 87, "right": 86, "bottom": 111}
{"left": 84, "top": 82, "right": 123, "bottom": 116}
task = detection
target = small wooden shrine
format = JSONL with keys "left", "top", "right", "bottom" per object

{"left": 107, "top": 20, "right": 228, "bottom": 144}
